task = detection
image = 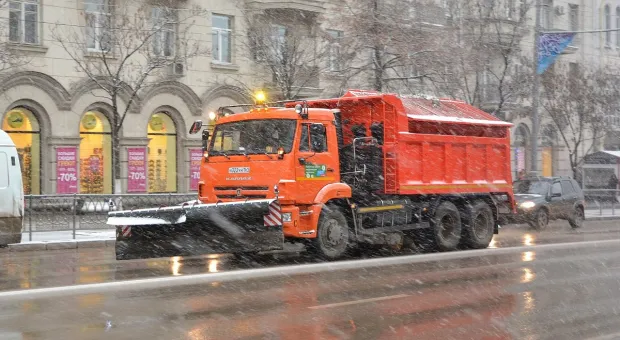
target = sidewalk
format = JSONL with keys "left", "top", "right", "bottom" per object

{"left": 585, "top": 208, "right": 620, "bottom": 220}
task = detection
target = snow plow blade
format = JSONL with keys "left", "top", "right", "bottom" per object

{"left": 107, "top": 199, "right": 284, "bottom": 260}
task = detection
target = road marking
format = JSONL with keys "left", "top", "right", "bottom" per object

{"left": 1, "top": 238, "right": 620, "bottom": 302}
{"left": 308, "top": 294, "right": 409, "bottom": 310}
{"left": 586, "top": 332, "right": 620, "bottom": 340}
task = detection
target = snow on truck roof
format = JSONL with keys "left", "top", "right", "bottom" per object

{"left": 342, "top": 90, "right": 512, "bottom": 127}
{"left": 401, "top": 98, "right": 512, "bottom": 126}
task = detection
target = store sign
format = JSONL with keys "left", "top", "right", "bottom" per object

{"left": 56, "top": 147, "right": 78, "bottom": 194}
{"left": 189, "top": 149, "right": 202, "bottom": 191}
{"left": 127, "top": 147, "right": 147, "bottom": 193}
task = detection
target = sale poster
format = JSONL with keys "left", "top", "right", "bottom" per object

{"left": 56, "top": 147, "right": 78, "bottom": 194}
{"left": 127, "top": 147, "right": 147, "bottom": 193}
{"left": 189, "top": 149, "right": 202, "bottom": 191}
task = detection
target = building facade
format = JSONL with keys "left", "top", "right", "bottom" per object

{"left": 1, "top": 0, "right": 618, "bottom": 194}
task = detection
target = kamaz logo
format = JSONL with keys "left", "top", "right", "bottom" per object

{"left": 228, "top": 167, "right": 250, "bottom": 174}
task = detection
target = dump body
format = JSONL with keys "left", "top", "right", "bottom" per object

{"left": 296, "top": 90, "right": 514, "bottom": 201}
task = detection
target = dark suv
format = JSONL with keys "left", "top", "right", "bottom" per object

{"left": 512, "top": 176, "right": 585, "bottom": 230}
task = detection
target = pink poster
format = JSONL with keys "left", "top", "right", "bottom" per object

{"left": 189, "top": 149, "right": 202, "bottom": 191}
{"left": 127, "top": 147, "right": 147, "bottom": 193}
{"left": 56, "top": 147, "right": 78, "bottom": 194}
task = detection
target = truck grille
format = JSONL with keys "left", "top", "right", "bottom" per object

{"left": 214, "top": 186, "right": 269, "bottom": 200}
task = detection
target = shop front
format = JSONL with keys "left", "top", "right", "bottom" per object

{"left": 79, "top": 111, "right": 112, "bottom": 194}
{"left": 147, "top": 113, "right": 177, "bottom": 193}
{"left": 2, "top": 108, "right": 41, "bottom": 194}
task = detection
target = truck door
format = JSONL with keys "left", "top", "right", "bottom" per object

{"left": 295, "top": 122, "right": 339, "bottom": 204}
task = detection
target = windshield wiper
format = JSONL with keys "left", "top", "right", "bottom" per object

{"left": 211, "top": 150, "right": 230, "bottom": 159}
{"left": 263, "top": 152, "right": 274, "bottom": 159}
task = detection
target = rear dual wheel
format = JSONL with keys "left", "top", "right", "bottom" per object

{"left": 461, "top": 201, "right": 495, "bottom": 249}
{"left": 415, "top": 202, "right": 462, "bottom": 252}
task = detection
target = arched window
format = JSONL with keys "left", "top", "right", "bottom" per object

{"left": 147, "top": 113, "right": 177, "bottom": 193}
{"left": 2, "top": 108, "right": 41, "bottom": 194}
{"left": 79, "top": 111, "right": 112, "bottom": 194}
{"left": 541, "top": 124, "right": 557, "bottom": 177}
{"left": 616, "top": 7, "right": 620, "bottom": 47}
{"left": 514, "top": 124, "right": 530, "bottom": 176}
{"left": 605, "top": 4, "right": 611, "bottom": 45}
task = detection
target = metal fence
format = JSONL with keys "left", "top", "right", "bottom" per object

{"left": 24, "top": 193, "right": 197, "bottom": 241}
{"left": 583, "top": 189, "right": 620, "bottom": 216}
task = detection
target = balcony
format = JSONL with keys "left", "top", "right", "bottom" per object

{"left": 246, "top": 0, "right": 326, "bottom": 13}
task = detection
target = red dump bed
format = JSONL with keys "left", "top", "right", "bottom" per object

{"left": 301, "top": 90, "right": 513, "bottom": 197}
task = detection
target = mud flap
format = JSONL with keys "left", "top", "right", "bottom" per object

{"left": 108, "top": 199, "right": 284, "bottom": 260}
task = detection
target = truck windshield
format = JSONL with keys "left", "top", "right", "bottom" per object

{"left": 209, "top": 119, "right": 297, "bottom": 155}
{"left": 513, "top": 180, "right": 550, "bottom": 195}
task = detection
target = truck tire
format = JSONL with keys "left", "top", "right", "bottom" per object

{"left": 461, "top": 201, "right": 495, "bottom": 249}
{"left": 529, "top": 208, "right": 549, "bottom": 230}
{"left": 416, "top": 201, "right": 462, "bottom": 252}
{"left": 569, "top": 206, "right": 584, "bottom": 229}
{"left": 309, "top": 206, "right": 349, "bottom": 260}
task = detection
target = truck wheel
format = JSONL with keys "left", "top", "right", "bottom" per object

{"left": 419, "top": 201, "right": 462, "bottom": 252}
{"left": 462, "top": 201, "right": 494, "bottom": 249}
{"left": 529, "top": 209, "right": 549, "bottom": 230}
{"left": 309, "top": 206, "right": 349, "bottom": 260}
{"left": 569, "top": 206, "right": 584, "bottom": 229}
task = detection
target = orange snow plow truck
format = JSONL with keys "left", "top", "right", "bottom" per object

{"left": 108, "top": 90, "right": 515, "bottom": 260}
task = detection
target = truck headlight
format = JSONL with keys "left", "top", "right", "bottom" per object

{"left": 282, "top": 213, "right": 292, "bottom": 223}
{"left": 520, "top": 201, "right": 536, "bottom": 209}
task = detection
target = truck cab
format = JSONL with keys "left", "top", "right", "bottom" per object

{"left": 198, "top": 106, "right": 346, "bottom": 206}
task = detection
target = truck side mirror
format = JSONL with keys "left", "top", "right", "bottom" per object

{"left": 202, "top": 129, "right": 210, "bottom": 151}
{"left": 189, "top": 120, "right": 203, "bottom": 134}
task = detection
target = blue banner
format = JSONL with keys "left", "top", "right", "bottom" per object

{"left": 537, "top": 33, "right": 575, "bottom": 74}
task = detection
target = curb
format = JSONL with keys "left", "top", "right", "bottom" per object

{"left": 585, "top": 215, "right": 620, "bottom": 221}
{"left": 8, "top": 239, "right": 114, "bottom": 252}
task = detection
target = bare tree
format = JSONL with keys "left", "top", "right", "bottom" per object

{"left": 334, "top": 0, "right": 445, "bottom": 93}
{"left": 435, "top": 0, "right": 532, "bottom": 115}
{"left": 541, "top": 65, "right": 613, "bottom": 178}
{"left": 237, "top": 7, "right": 333, "bottom": 100}
{"left": 51, "top": 0, "right": 206, "bottom": 193}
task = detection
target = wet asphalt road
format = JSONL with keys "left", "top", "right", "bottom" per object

{"left": 1, "top": 220, "right": 620, "bottom": 339}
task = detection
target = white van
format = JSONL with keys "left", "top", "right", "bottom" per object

{"left": 0, "top": 129, "right": 23, "bottom": 246}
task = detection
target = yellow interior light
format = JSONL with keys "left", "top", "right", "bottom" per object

{"left": 208, "top": 112, "right": 216, "bottom": 121}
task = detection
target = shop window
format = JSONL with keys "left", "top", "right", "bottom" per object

{"left": 79, "top": 111, "right": 112, "bottom": 194}
{"left": 147, "top": 113, "right": 177, "bottom": 193}
{"left": 2, "top": 107, "right": 41, "bottom": 194}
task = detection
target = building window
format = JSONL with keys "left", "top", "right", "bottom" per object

{"left": 9, "top": 0, "right": 39, "bottom": 44}
{"left": 271, "top": 24, "right": 286, "bottom": 61}
{"left": 79, "top": 111, "right": 112, "bottom": 194}
{"left": 505, "top": 0, "right": 516, "bottom": 19}
{"left": 212, "top": 14, "right": 232, "bottom": 63}
{"left": 152, "top": 7, "right": 176, "bottom": 57}
{"left": 541, "top": 0, "right": 553, "bottom": 29}
{"left": 147, "top": 113, "right": 177, "bottom": 193}
{"left": 2, "top": 108, "right": 41, "bottom": 194}
{"left": 616, "top": 7, "right": 620, "bottom": 47}
{"left": 85, "top": 0, "right": 111, "bottom": 52}
{"left": 569, "top": 4, "right": 579, "bottom": 44}
{"left": 327, "top": 30, "right": 343, "bottom": 72}
{"left": 605, "top": 4, "right": 611, "bottom": 45}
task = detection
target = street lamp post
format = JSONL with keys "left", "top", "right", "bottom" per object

{"left": 530, "top": 0, "right": 542, "bottom": 174}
